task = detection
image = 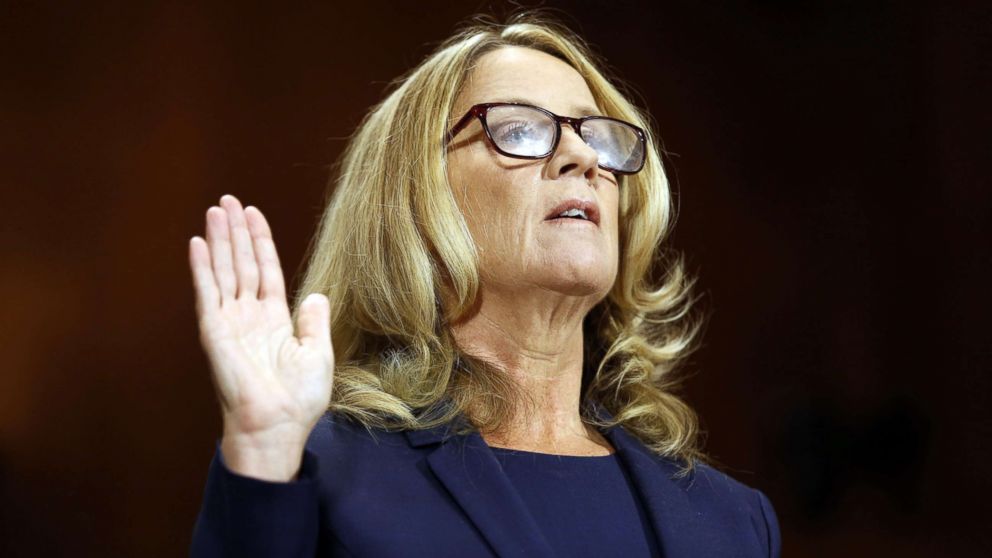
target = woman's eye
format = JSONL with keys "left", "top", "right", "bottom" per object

{"left": 494, "top": 122, "right": 532, "bottom": 142}
{"left": 582, "top": 127, "right": 605, "bottom": 144}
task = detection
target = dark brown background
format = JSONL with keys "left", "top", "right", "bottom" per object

{"left": 2, "top": 1, "right": 989, "bottom": 556}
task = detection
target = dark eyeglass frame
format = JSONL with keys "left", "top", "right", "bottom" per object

{"left": 444, "top": 102, "right": 648, "bottom": 175}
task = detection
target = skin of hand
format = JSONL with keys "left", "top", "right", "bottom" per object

{"left": 189, "top": 195, "right": 334, "bottom": 481}
{"left": 445, "top": 47, "right": 620, "bottom": 455}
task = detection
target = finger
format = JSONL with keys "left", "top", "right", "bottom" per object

{"left": 189, "top": 236, "right": 220, "bottom": 316}
{"left": 244, "top": 206, "right": 287, "bottom": 303}
{"left": 220, "top": 194, "right": 260, "bottom": 299}
{"left": 297, "top": 293, "right": 333, "bottom": 363}
{"left": 205, "top": 206, "right": 236, "bottom": 302}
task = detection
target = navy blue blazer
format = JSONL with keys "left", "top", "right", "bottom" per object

{"left": 190, "top": 403, "right": 781, "bottom": 557}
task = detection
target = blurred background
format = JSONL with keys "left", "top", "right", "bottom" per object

{"left": 1, "top": 0, "right": 989, "bottom": 556}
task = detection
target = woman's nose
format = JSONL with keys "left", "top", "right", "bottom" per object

{"left": 547, "top": 126, "right": 599, "bottom": 182}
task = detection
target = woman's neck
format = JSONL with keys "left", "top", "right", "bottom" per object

{"left": 451, "top": 291, "right": 611, "bottom": 453}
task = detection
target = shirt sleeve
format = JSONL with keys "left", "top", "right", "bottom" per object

{"left": 753, "top": 489, "right": 782, "bottom": 558}
{"left": 189, "top": 439, "right": 321, "bottom": 558}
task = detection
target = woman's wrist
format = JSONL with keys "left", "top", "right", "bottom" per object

{"left": 219, "top": 432, "right": 307, "bottom": 482}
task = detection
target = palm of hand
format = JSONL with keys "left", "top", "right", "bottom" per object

{"left": 189, "top": 194, "right": 334, "bottom": 446}
{"left": 205, "top": 295, "right": 332, "bottom": 436}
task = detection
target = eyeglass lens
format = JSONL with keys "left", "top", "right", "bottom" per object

{"left": 485, "top": 105, "right": 643, "bottom": 173}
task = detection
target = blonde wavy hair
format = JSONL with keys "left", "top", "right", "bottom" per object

{"left": 292, "top": 11, "right": 707, "bottom": 468}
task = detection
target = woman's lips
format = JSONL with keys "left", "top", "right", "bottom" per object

{"left": 545, "top": 216, "right": 598, "bottom": 228}
{"left": 544, "top": 198, "right": 601, "bottom": 225}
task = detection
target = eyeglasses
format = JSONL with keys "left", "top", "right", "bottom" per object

{"left": 444, "top": 102, "right": 647, "bottom": 175}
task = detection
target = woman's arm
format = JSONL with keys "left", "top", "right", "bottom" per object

{"left": 189, "top": 441, "right": 321, "bottom": 558}
{"left": 187, "top": 195, "right": 336, "bottom": 555}
{"left": 754, "top": 489, "right": 782, "bottom": 558}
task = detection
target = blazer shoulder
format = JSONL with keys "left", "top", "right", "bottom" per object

{"left": 681, "top": 460, "right": 768, "bottom": 515}
{"left": 684, "top": 461, "right": 781, "bottom": 557}
{"left": 303, "top": 411, "right": 420, "bottom": 465}
{"left": 687, "top": 460, "right": 761, "bottom": 497}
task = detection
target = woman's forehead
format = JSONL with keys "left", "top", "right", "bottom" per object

{"left": 457, "top": 46, "right": 599, "bottom": 115}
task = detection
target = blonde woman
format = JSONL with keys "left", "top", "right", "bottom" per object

{"left": 188, "top": 12, "right": 780, "bottom": 558}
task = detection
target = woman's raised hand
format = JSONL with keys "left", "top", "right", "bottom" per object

{"left": 189, "top": 195, "right": 334, "bottom": 481}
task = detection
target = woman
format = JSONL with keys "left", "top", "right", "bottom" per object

{"left": 188, "top": 12, "right": 781, "bottom": 558}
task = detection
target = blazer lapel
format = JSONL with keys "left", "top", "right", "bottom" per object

{"left": 405, "top": 418, "right": 555, "bottom": 557}
{"left": 592, "top": 403, "right": 698, "bottom": 557}
{"left": 592, "top": 403, "right": 749, "bottom": 558}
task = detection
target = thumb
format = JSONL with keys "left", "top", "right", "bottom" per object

{"left": 297, "top": 293, "right": 332, "bottom": 359}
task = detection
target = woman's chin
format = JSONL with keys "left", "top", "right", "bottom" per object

{"left": 535, "top": 268, "right": 614, "bottom": 297}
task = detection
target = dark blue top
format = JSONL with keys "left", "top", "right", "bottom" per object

{"left": 489, "top": 446, "right": 661, "bottom": 557}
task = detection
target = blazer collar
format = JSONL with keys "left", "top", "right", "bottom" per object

{"left": 403, "top": 401, "right": 727, "bottom": 557}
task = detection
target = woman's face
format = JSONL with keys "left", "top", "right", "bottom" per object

{"left": 446, "top": 46, "right": 620, "bottom": 301}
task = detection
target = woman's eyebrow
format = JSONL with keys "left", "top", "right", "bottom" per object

{"left": 497, "top": 97, "right": 602, "bottom": 117}
{"left": 569, "top": 104, "right": 602, "bottom": 117}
